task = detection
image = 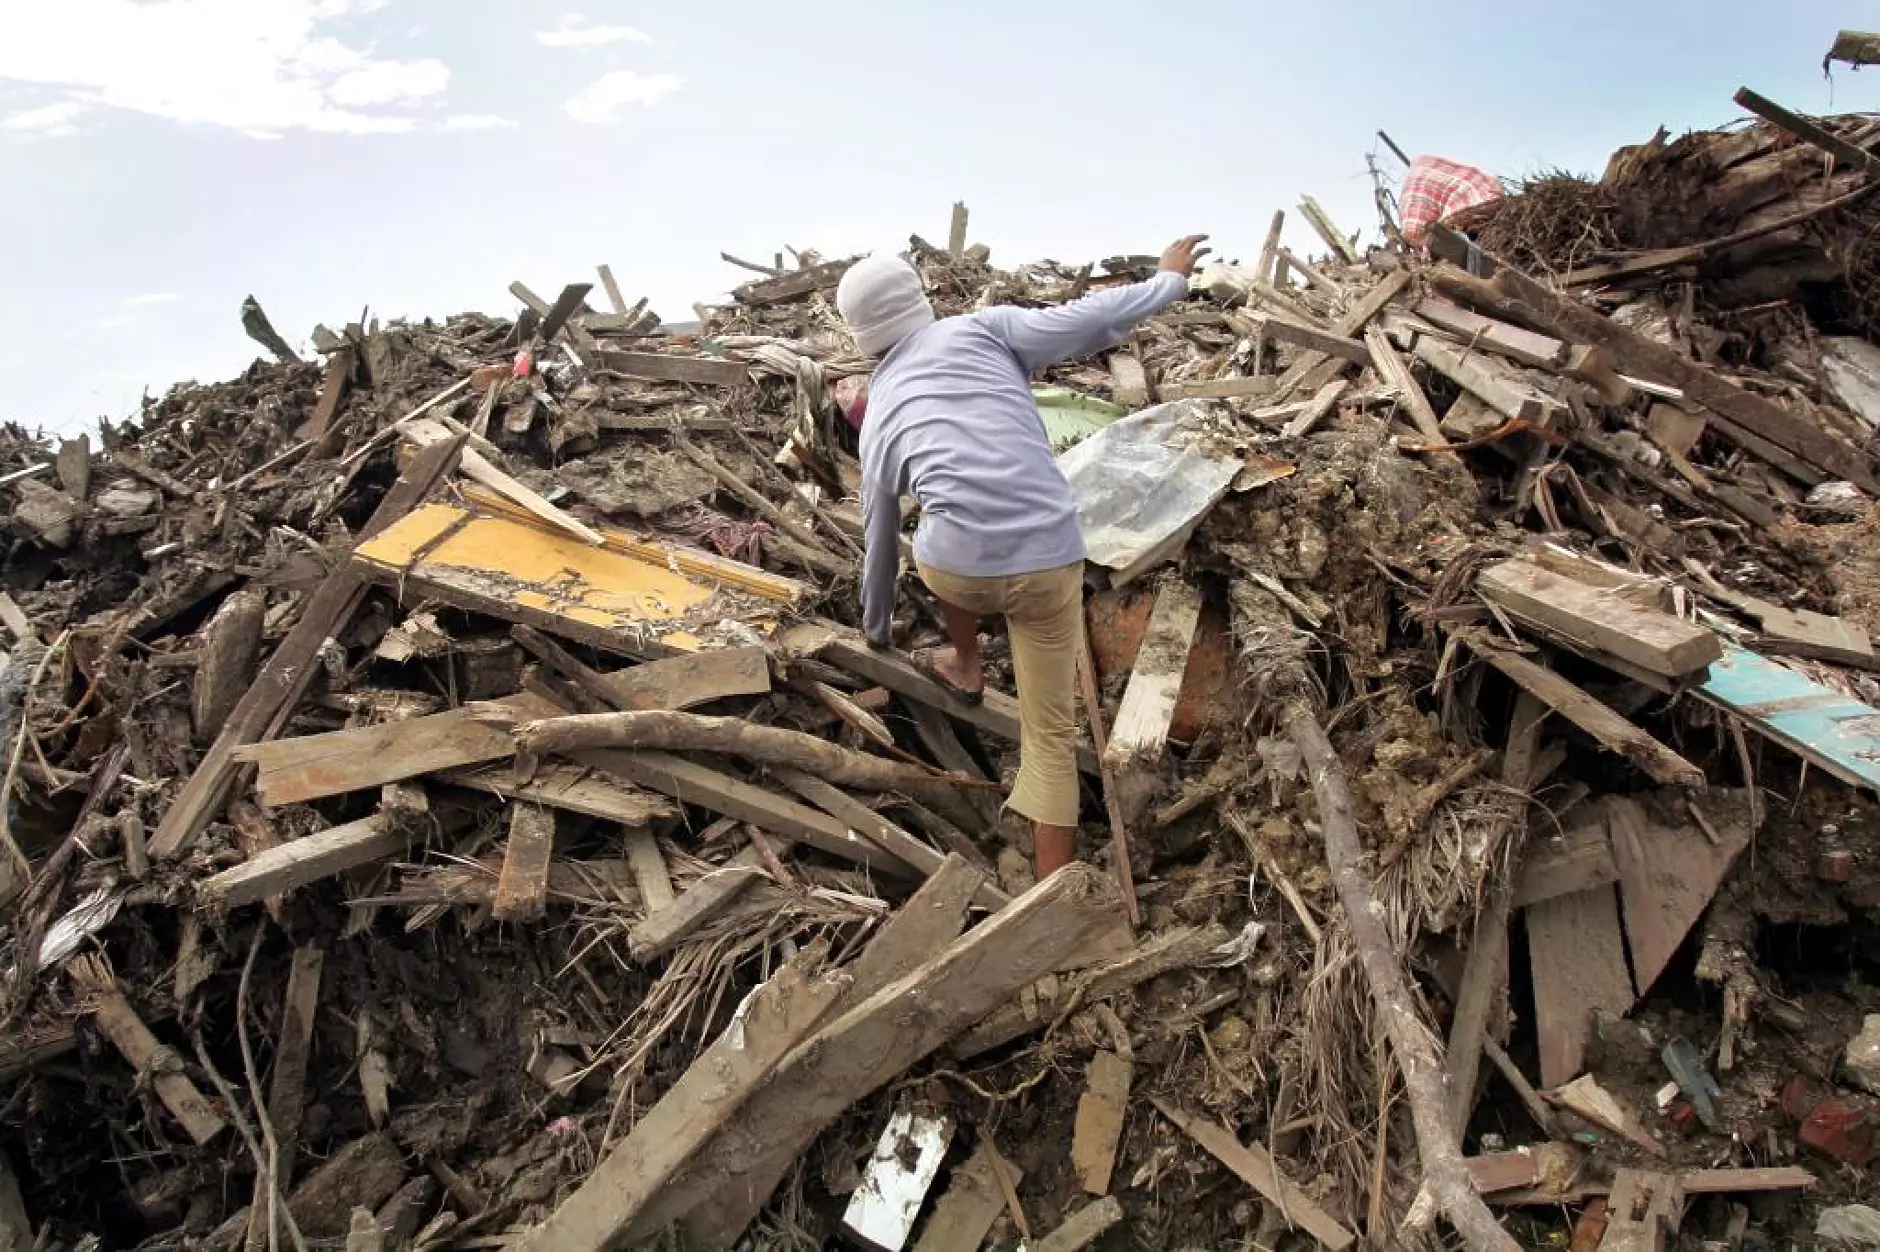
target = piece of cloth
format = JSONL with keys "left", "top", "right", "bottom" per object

{"left": 857, "top": 269, "right": 1187, "bottom": 645}
{"left": 836, "top": 255, "right": 937, "bottom": 357}
{"left": 916, "top": 559, "right": 1084, "bottom": 827}
{"left": 1398, "top": 155, "right": 1503, "bottom": 244}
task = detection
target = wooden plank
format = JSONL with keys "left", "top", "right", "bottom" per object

{"left": 583, "top": 749, "right": 915, "bottom": 876}
{"left": 299, "top": 346, "right": 356, "bottom": 452}
{"left": 492, "top": 804, "right": 557, "bottom": 923}
{"left": 537, "top": 282, "right": 594, "bottom": 344}
{"left": 246, "top": 945, "right": 324, "bottom": 1249}
{"left": 1271, "top": 269, "right": 1412, "bottom": 400}
{"left": 398, "top": 419, "right": 605, "bottom": 548}
{"left": 954, "top": 923, "right": 1230, "bottom": 1059}
{"left": 1555, "top": 1076, "right": 1663, "bottom": 1157}
{"left": 1365, "top": 325, "right": 1448, "bottom": 445}
{"left": 590, "top": 350, "right": 747, "bottom": 387}
{"left": 1515, "top": 817, "right": 1619, "bottom": 908}
{"left": 627, "top": 846, "right": 765, "bottom": 961}
{"left": 680, "top": 856, "right": 990, "bottom": 1249}
{"left": 1605, "top": 794, "right": 1752, "bottom": 998}
{"left": 1430, "top": 256, "right": 1878, "bottom": 493}
{"left": 193, "top": 589, "right": 266, "bottom": 744}
{"left": 1599, "top": 1170, "right": 1681, "bottom": 1251}
{"left": 794, "top": 624, "right": 1100, "bottom": 774}
{"left": 1156, "top": 375, "right": 1277, "bottom": 401}
{"left": 1528, "top": 885, "right": 1635, "bottom": 1088}
{"left": 947, "top": 201, "right": 969, "bottom": 257}
{"left": 441, "top": 761, "right": 673, "bottom": 826}
{"left": 1474, "top": 643, "right": 1705, "bottom": 787}
{"left": 149, "top": 433, "right": 467, "bottom": 861}
{"left": 1697, "top": 641, "right": 1880, "bottom": 792}
{"left": 775, "top": 771, "right": 1007, "bottom": 911}
{"left": 734, "top": 258, "right": 858, "bottom": 307}
{"left": 626, "top": 865, "right": 1129, "bottom": 1247}
{"left": 1071, "top": 1049, "right": 1131, "bottom": 1195}
{"left": 1104, "top": 578, "right": 1201, "bottom": 823}
{"left": 198, "top": 818, "right": 407, "bottom": 908}
{"left": 1413, "top": 298, "right": 1569, "bottom": 367}
{"left": 354, "top": 503, "right": 769, "bottom": 658}
{"left": 913, "top": 1142, "right": 1022, "bottom": 1252}
{"left": 1256, "top": 210, "right": 1285, "bottom": 283}
{"left": 903, "top": 701, "right": 1001, "bottom": 829}
{"left": 1478, "top": 560, "right": 1720, "bottom": 678}
{"left": 1031, "top": 1197, "right": 1123, "bottom": 1252}
{"left": 1678, "top": 1167, "right": 1815, "bottom": 1195}
{"left": 1108, "top": 352, "right": 1149, "bottom": 408}
{"left": 1150, "top": 1098, "right": 1357, "bottom": 1250}
{"left": 1297, "top": 196, "right": 1360, "bottom": 263}
{"left": 1411, "top": 336, "right": 1549, "bottom": 422}
{"left": 596, "top": 264, "right": 628, "bottom": 314}
{"left": 622, "top": 829, "right": 675, "bottom": 914}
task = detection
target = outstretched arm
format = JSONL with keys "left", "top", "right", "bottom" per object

{"left": 978, "top": 234, "right": 1211, "bottom": 374}
{"left": 860, "top": 469, "right": 902, "bottom": 647}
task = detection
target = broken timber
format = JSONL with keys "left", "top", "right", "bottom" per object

{"left": 1477, "top": 559, "right": 1721, "bottom": 679}
{"left": 1151, "top": 1098, "right": 1355, "bottom": 1250}
{"left": 198, "top": 817, "right": 406, "bottom": 908}
{"left": 1103, "top": 577, "right": 1202, "bottom": 823}
{"left": 620, "top": 865, "right": 1128, "bottom": 1246}
{"left": 492, "top": 804, "right": 557, "bottom": 923}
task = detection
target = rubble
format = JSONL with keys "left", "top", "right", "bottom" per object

{"left": 5, "top": 81, "right": 1880, "bottom": 1251}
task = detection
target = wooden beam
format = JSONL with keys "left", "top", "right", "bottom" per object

{"left": 622, "top": 829, "right": 675, "bottom": 914}
{"left": 197, "top": 818, "right": 407, "bottom": 908}
{"left": 1515, "top": 817, "right": 1619, "bottom": 908}
{"left": 1157, "top": 376, "right": 1277, "bottom": 401}
{"left": 442, "top": 761, "right": 672, "bottom": 826}
{"left": 596, "top": 264, "right": 628, "bottom": 314}
{"left": 1031, "top": 1197, "right": 1124, "bottom": 1252}
{"left": 1411, "top": 336, "right": 1549, "bottom": 423}
{"left": 1471, "top": 641, "right": 1705, "bottom": 787}
{"left": 1103, "top": 578, "right": 1201, "bottom": 824}
{"left": 518, "top": 947, "right": 848, "bottom": 1251}
{"left": 1150, "top": 1098, "right": 1356, "bottom": 1250}
{"left": 676, "top": 854, "right": 990, "bottom": 1249}
{"left": 1243, "top": 312, "right": 1371, "bottom": 364}
{"left": 1364, "top": 326, "right": 1448, "bottom": 446}
{"left": 590, "top": 350, "right": 747, "bottom": 387}
{"left": 1530, "top": 885, "right": 1635, "bottom": 1088}
{"left": 537, "top": 282, "right": 594, "bottom": 344}
{"left": 1282, "top": 379, "right": 1351, "bottom": 438}
{"left": 1477, "top": 559, "right": 1721, "bottom": 678}
{"left": 1270, "top": 269, "right": 1412, "bottom": 401}
{"left": 1072, "top": 1049, "right": 1131, "bottom": 1194}
{"left": 947, "top": 202, "right": 968, "bottom": 258}
{"left": 1297, "top": 196, "right": 1360, "bottom": 263}
{"left": 1413, "top": 298, "right": 1568, "bottom": 367}
{"left": 625, "top": 865, "right": 1129, "bottom": 1246}
{"left": 492, "top": 804, "right": 557, "bottom": 922}
{"left": 150, "top": 435, "right": 467, "bottom": 860}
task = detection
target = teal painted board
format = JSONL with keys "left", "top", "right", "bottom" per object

{"left": 1698, "top": 642, "right": 1880, "bottom": 792}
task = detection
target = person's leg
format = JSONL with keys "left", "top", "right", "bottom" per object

{"left": 1001, "top": 562, "right": 1085, "bottom": 878}
{"left": 915, "top": 562, "right": 994, "bottom": 694}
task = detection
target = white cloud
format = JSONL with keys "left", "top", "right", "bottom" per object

{"left": 443, "top": 113, "right": 519, "bottom": 131}
{"left": 0, "top": 1, "right": 455, "bottom": 138}
{"left": 1, "top": 101, "right": 93, "bottom": 136}
{"left": 564, "top": 71, "right": 683, "bottom": 122}
{"left": 121, "top": 293, "right": 181, "bottom": 307}
{"left": 537, "top": 23, "right": 653, "bottom": 49}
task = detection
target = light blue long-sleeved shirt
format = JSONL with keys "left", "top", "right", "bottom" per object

{"left": 859, "top": 269, "right": 1189, "bottom": 644}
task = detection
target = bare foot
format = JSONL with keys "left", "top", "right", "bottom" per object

{"left": 929, "top": 645, "right": 983, "bottom": 696}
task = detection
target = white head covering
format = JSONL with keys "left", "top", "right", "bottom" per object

{"left": 836, "top": 254, "right": 935, "bottom": 357}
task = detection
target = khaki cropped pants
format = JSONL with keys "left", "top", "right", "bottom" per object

{"left": 915, "top": 560, "right": 1083, "bottom": 827}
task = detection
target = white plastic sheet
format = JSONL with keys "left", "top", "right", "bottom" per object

{"left": 1058, "top": 399, "right": 1243, "bottom": 585}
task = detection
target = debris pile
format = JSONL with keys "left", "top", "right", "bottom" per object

{"left": 5, "top": 90, "right": 1880, "bottom": 1251}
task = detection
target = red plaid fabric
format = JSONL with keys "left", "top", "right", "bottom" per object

{"left": 1398, "top": 155, "right": 1503, "bottom": 244}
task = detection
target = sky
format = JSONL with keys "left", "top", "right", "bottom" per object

{"left": 1, "top": 0, "right": 1876, "bottom": 434}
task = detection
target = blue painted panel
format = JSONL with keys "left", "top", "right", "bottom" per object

{"left": 1699, "top": 643, "right": 1880, "bottom": 792}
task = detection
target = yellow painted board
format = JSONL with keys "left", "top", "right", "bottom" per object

{"left": 355, "top": 504, "right": 779, "bottom": 654}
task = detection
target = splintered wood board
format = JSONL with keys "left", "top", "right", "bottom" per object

{"left": 1478, "top": 560, "right": 1720, "bottom": 678}
{"left": 354, "top": 503, "right": 781, "bottom": 656}
{"left": 1604, "top": 793, "right": 1752, "bottom": 998}
{"left": 1527, "top": 883, "right": 1635, "bottom": 1089}
{"left": 1698, "top": 642, "right": 1880, "bottom": 792}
